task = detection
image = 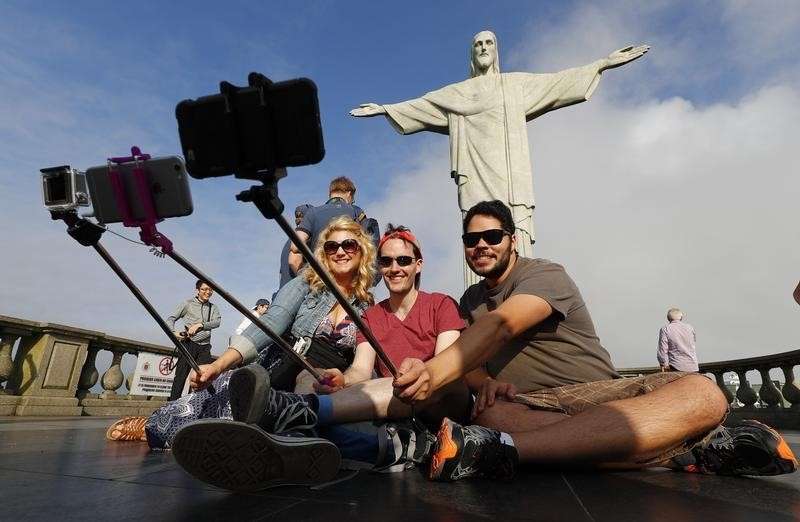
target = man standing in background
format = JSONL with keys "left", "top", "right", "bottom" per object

{"left": 234, "top": 298, "right": 270, "bottom": 335}
{"left": 167, "top": 280, "right": 221, "bottom": 399}
{"left": 658, "top": 308, "right": 699, "bottom": 372}
{"left": 288, "top": 177, "right": 380, "bottom": 275}
{"left": 278, "top": 204, "right": 312, "bottom": 289}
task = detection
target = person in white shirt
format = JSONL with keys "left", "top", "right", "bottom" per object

{"left": 234, "top": 299, "right": 270, "bottom": 335}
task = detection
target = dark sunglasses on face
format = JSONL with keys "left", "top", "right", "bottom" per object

{"left": 461, "top": 229, "right": 510, "bottom": 248}
{"left": 323, "top": 238, "right": 361, "bottom": 255}
{"left": 378, "top": 255, "right": 415, "bottom": 268}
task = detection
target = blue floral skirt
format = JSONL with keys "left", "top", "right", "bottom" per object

{"left": 145, "top": 370, "right": 234, "bottom": 449}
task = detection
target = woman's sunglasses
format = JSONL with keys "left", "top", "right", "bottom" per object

{"left": 323, "top": 239, "right": 361, "bottom": 255}
{"left": 461, "top": 229, "right": 510, "bottom": 248}
{"left": 378, "top": 255, "right": 416, "bottom": 268}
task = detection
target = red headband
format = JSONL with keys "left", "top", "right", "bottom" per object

{"left": 378, "top": 230, "right": 422, "bottom": 259}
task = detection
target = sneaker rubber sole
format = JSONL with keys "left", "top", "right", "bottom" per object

{"left": 429, "top": 417, "right": 460, "bottom": 481}
{"left": 172, "top": 419, "right": 341, "bottom": 492}
{"left": 738, "top": 420, "right": 798, "bottom": 475}
{"left": 229, "top": 365, "right": 270, "bottom": 425}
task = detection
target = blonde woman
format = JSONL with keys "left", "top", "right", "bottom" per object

{"left": 112, "top": 216, "right": 376, "bottom": 448}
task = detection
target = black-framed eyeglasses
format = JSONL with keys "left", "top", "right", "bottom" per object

{"left": 378, "top": 255, "right": 416, "bottom": 268}
{"left": 323, "top": 239, "right": 361, "bottom": 255}
{"left": 461, "top": 229, "right": 510, "bottom": 248}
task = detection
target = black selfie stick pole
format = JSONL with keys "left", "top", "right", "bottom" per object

{"left": 237, "top": 172, "right": 399, "bottom": 378}
{"left": 53, "top": 212, "right": 207, "bottom": 381}
{"left": 164, "top": 249, "right": 325, "bottom": 381}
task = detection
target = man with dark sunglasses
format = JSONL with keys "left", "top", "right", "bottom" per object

{"left": 393, "top": 200, "right": 796, "bottom": 482}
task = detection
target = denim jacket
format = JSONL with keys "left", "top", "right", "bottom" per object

{"left": 229, "top": 275, "right": 370, "bottom": 365}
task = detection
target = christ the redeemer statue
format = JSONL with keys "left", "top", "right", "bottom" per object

{"left": 351, "top": 30, "right": 649, "bottom": 286}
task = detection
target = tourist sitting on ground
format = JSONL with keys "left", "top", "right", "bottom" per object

{"left": 168, "top": 224, "right": 472, "bottom": 490}
{"left": 141, "top": 215, "right": 376, "bottom": 449}
{"left": 390, "top": 200, "right": 797, "bottom": 481}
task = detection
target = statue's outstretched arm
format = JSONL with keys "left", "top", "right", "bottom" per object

{"left": 349, "top": 103, "right": 387, "bottom": 117}
{"left": 599, "top": 44, "right": 650, "bottom": 72}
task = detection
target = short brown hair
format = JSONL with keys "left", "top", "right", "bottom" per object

{"left": 329, "top": 176, "right": 356, "bottom": 196}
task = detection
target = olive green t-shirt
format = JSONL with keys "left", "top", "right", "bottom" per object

{"left": 460, "top": 257, "right": 619, "bottom": 392}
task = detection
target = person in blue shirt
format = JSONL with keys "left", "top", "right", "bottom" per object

{"left": 288, "top": 176, "right": 379, "bottom": 275}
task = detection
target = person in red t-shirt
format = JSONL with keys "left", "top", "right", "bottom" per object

{"left": 315, "top": 224, "right": 465, "bottom": 390}
{"left": 175, "top": 225, "right": 474, "bottom": 488}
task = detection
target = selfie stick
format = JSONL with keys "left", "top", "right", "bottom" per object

{"left": 50, "top": 211, "right": 203, "bottom": 378}
{"left": 109, "top": 147, "right": 325, "bottom": 381}
{"left": 237, "top": 174, "right": 400, "bottom": 378}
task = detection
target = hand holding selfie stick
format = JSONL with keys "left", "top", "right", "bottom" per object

{"left": 105, "top": 147, "right": 325, "bottom": 381}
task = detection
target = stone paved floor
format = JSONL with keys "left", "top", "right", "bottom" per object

{"left": 1, "top": 417, "right": 799, "bottom": 521}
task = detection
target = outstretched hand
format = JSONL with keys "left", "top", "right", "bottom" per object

{"left": 392, "top": 358, "right": 432, "bottom": 403}
{"left": 603, "top": 44, "right": 650, "bottom": 70}
{"left": 349, "top": 103, "right": 386, "bottom": 117}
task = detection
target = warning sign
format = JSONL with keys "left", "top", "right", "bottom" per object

{"left": 130, "top": 352, "right": 178, "bottom": 397}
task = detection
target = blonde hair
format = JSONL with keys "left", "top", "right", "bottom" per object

{"left": 303, "top": 215, "right": 375, "bottom": 305}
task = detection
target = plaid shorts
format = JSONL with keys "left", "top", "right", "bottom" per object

{"left": 513, "top": 372, "right": 718, "bottom": 463}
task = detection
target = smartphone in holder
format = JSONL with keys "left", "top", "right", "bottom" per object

{"left": 86, "top": 156, "right": 193, "bottom": 225}
{"left": 175, "top": 75, "right": 324, "bottom": 179}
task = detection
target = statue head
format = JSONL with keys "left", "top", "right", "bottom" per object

{"left": 470, "top": 30, "right": 500, "bottom": 77}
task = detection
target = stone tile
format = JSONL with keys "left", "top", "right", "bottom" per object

{"left": 0, "top": 468, "right": 299, "bottom": 522}
{"left": 564, "top": 469, "right": 800, "bottom": 521}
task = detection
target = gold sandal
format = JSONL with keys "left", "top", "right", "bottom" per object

{"left": 106, "top": 416, "right": 148, "bottom": 442}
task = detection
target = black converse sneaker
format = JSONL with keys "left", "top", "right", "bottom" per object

{"left": 229, "top": 364, "right": 271, "bottom": 425}
{"left": 229, "top": 364, "right": 318, "bottom": 435}
{"left": 429, "top": 417, "right": 518, "bottom": 482}
{"left": 172, "top": 420, "right": 340, "bottom": 492}
{"left": 678, "top": 420, "right": 797, "bottom": 476}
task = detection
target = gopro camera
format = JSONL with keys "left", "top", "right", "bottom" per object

{"left": 40, "top": 165, "right": 90, "bottom": 212}
{"left": 175, "top": 73, "right": 325, "bottom": 180}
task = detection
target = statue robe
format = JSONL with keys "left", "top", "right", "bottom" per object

{"left": 383, "top": 61, "right": 603, "bottom": 254}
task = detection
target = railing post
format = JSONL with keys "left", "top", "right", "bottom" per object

{"left": 100, "top": 350, "right": 125, "bottom": 399}
{"left": 712, "top": 372, "right": 735, "bottom": 405}
{"left": 77, "top": 345, "right": 100, "bottom": 398}
{"left": 757, "top": 368, "right": 784, "bottom": 408}
{"left": 0, "top": 334, "right": 18, "bottom": 391}
{"left": 735, "top": 370, "right": 758, "bottom": 407}
{"left": 781, "top": 365, "right": 800, "bottom": 407}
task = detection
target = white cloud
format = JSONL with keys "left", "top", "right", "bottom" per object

{"left": 2, "top": 1, "right": 799, "bottom": 389}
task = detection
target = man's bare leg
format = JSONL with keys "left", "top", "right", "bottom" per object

{"left": 477, "top": 374, "right": 727, "bottom": 466}
{"left": 325, "top": 377, "right": 469, "bottom": 425}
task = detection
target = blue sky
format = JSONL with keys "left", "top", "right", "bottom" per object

{"left": 1, "top": 1, "right": 799, "bottom": 384}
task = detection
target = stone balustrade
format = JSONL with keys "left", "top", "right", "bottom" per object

{"left": 2, "top": 313, "right": 798, "bottom": 429}
{"left": 620, "top": 349, "right": 800, "bottom": 429}
{"left": 0, "top": 314, "right": 172, "bottom": 416}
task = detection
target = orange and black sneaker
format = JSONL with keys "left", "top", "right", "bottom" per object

{"left": 679, "top": 420, "right": 797, "bottom": 476}
{"left": 428, "top": 417, "right": 518, "bottom": 482}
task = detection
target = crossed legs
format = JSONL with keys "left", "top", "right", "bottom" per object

{"left": 474, "top": 374, "right": 728, "bottom": 467}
